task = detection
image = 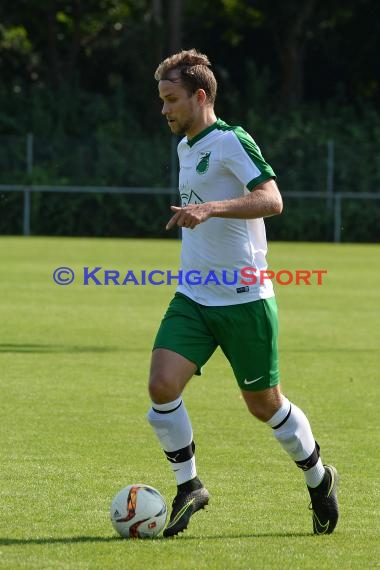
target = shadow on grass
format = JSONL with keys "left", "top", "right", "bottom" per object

{"left": 1, "top": 532, "right": 313, "bottom": 546}
{"left": 0, "top": 536, "right": 120, "bottom": 546}
{"left": 3, "top": 344, "right": 375, "bottom": 355}
{"left": 281, "top": 347, "right": 377, "bottom": 353}
{"left": 165, "top": 532, "right": 315, "bottom": 540}
{"left": 0, "top": 343, "right": 124, "bottom": 354}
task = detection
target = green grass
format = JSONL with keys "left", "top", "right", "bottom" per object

{"left": 0, "top": 237, "right": 379, "bottom": 570}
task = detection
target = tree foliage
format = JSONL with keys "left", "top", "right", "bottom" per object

{"left": 0, "top": 0, "right": 379, "bottom": 240}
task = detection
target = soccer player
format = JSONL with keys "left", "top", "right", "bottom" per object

{"left": 147, "top": 49, "right": 339, "bottom": 537}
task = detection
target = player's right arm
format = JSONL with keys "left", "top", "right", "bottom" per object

{"left": 166, "top": 178, "right": 282, "bottom": 230}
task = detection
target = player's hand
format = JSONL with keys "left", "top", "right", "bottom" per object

{"left": 166, "top": 204, "right": 213, "bottom": 230}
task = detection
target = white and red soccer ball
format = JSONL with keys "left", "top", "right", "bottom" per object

{"left": 110, "top": 484, "right": 167, "bottom": 539}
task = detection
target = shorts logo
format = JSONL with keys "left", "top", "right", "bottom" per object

{"left": 244, "top": 376, "right": 263, "bottom": 385}
{"left": 196, "top": 152, "right": 211, "bottom": 174}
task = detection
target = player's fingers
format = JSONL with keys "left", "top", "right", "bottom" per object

{"left": 166, "top": 212, "right": 180, "bottom": 230}
{"left": 166, "top": 206, "right": 184, "bottom": 229}
{"left": 183, "top": 220, "right": 196, "bottom": 229}
{"left": 176, "top": 213, "right": 189, "bottom": 227}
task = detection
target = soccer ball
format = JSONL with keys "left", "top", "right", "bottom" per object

{"left": 110, "top": 484, "right": 167, "bottom": 539}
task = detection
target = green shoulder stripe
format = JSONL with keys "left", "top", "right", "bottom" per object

{"left": 216, "top": 119, "right": 276, "bottom": 189}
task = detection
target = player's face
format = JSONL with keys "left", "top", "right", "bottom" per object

{"left": 159, "top": 77, "right": 199, "bottom": 138}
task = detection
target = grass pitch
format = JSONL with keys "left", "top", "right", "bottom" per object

{"left": 0, "top": 237, "right": 379, "bottom": 570}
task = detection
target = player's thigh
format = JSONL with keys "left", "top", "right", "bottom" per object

{"left": 212, "top": 297, "right": 280, "bottom": 393}
{"left": 150, "top": 293, "right": 217, "bottom": 398}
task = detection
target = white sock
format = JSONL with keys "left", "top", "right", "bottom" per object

{"left": 267, "top": 397, "right": 325, "bottom": 488}
{"left": 303, "top": 460, "right": 326, "bottom": 488}
{"left": 147, "top": 397, "right": 196, "bottom": 485}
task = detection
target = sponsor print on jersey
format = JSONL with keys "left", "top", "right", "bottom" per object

{"left": 181, "top": 189, "right": 204, "bottom": 206}
{"left": 196, "top": 152, "right": 211, "bottom": 174}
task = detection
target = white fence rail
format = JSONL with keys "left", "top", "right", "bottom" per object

{"left": 0, "top": 185, "right": 379, "bottom": 243}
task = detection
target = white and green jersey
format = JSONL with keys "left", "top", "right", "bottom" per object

{"left": 176, "top": 118, "right": 276, "bottom": 306}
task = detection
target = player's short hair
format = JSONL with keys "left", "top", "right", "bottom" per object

{"left": 154, "top": 49, "right": 217, "bottom": 104}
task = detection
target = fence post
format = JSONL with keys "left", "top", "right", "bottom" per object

{"left": 23, "top": 189, "right": 31, "bottom": 236}
{"left": 326, "top": 139, "right": 334, "bottom": 211}
{"left": 24, "top": 133, "right": 34, "bottom": 236}
{"left": 334, "top": 193, "right": 342, "bottom": 243}
{"left": 26, "top": 133, "right": 34, "bottom": 176}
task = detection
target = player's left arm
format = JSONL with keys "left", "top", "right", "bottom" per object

{"left": 166, "top": 178, "right": 282, "bottom": 230}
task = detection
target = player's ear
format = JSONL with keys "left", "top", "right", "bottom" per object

{"left": 196, "top": 89, "right": 207, "bottom": 106}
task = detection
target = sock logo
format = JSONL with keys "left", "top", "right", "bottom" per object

{"left": 164, "top": 442, "right": 195, "bottom": 464}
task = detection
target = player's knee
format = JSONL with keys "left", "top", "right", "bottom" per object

{"left": 243, "top": 392, "right": 283, "bottom": 422}
{"left": 246, "top": 402, "right": 272, "bottom": 422}
{"left": 148, "top": 370, "right": 179, "bottom": 404}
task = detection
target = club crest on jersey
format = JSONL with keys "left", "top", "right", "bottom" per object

{"left": 196, "top": 152, "right": 211, "bottom": 174}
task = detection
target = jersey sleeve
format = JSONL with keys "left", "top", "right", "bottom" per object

{"left": 222, "top": 127, "right": 276, "bottom": 190}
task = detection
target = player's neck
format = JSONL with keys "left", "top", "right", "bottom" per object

{"left": 186, "top": 111, "right": 217, "bottom": 141}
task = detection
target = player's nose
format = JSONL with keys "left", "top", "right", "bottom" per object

{"left": 162, "top": 102, "right": 170, "bottom": 116}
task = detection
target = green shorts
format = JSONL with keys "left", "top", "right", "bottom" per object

{"left": 153, "top": 292, "right": 280, "bottom": 391}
